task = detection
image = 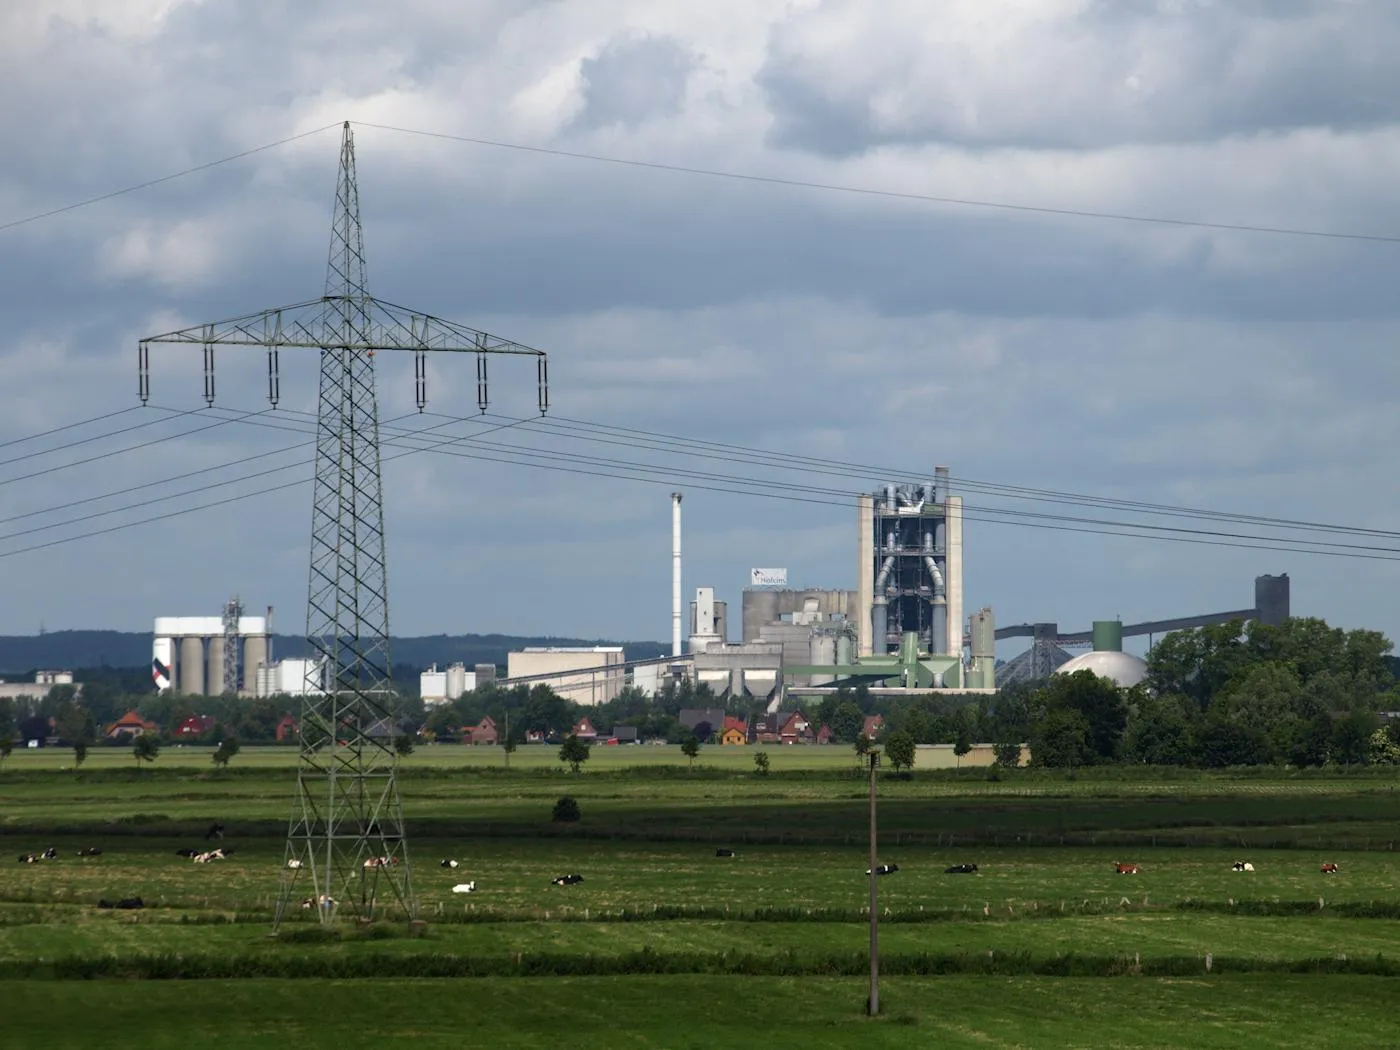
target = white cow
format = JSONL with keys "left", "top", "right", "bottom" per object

{"left": 452, "top": 882, "right": 477, "bottom": 894}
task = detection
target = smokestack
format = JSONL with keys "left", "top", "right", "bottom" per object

{"left": 671, "top": 493, "right": 683, "bottom": 657}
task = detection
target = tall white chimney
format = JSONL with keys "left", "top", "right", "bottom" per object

{"left": 671, "top": 493, "right": 683, "bottom": 657}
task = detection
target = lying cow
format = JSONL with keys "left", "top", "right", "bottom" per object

{"left": 1232, "top": 861, "right": 1255, "bottom": 872}
{"left": 945, "top": 863, "right": 978, "bottom": 874}
{"left": 1115, "top": 863, "right": 1140, "bottom": 875}
{"left": 1321, "top": 862, "right": 1339, "bottom": 874}
{"left": 452, "top": 882, "right": 477, "bottom": 894}
{"left": 193, "top": 848, "right": 232, "bottom": 863}
{"left": 715, "top": 849, "right": 737, "bottom": 858}
{"left": 175, "top": 848, "right": 201, "bottom": 858}
{"left": 301, "top": 895, "right": 336, "bottom": 910}
{"left": 440, "top": 859, "right": 459, "bottom": 869}
{"left": 363, "top": 855, "right": 396, "bottom": 870}
{"left": 75, "top": 848, "right": 102, "bottom": 858}
{"left": 552, "top": 874, "right": 584, "bottom": 886}
{"left": 866, "top": 864, "right": 899, "bottom": 876}
{"left": 286, "top": 859, "right": 303, "bottom": 869}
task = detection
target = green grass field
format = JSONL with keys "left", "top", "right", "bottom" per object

{"left": 2, "top": 750, "right": 1399, "bottom": 1046}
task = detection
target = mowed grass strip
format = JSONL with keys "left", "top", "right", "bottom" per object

{"left": 0, "top": 913, "right": 1396, "bottom": 970}
{"left": 0, "top": 975, "right": 1395, "bottom": 1048}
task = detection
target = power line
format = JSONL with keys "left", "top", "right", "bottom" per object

{"left": 356, "top": 121, "right": 1400, "bottom": 245}
{"left": 0, "top": 406, "right": 144, "bottom": 452}
{"left": 490, "top": 412, "right": 1400, "bottom": 543}
{"left": 0, "top": 124, "right": 343, "bottom": 235}
{"left": 11, "top": 405, "right": 1386, "bottom": 563}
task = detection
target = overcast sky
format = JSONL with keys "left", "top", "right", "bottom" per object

{"left": 1, "top": 0, "right": 1397, "bottom": 657}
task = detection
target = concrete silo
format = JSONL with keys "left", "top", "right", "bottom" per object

{"left": 153, "top": 611, "right": 272, "bottom": 697}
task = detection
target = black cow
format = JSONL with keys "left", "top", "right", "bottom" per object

{"left": 76, "top": 848, "right": 103, "bottom": 857}
{"left": 867, "top": 864, "right": 899, "bottom": 876}
{"left": 715, "top": 849, "right": 736, "bottom": 858}
{"left": 945, "top": 863, "right": 979, "bottom": 874}
{"left": 205, "top": 823, "right": 225, "bottom": 842}
{"left": 97, "top": 897, "right": 143, "bottom": 910}
{"left": 175, "top": 849, "right": 201, "bottom": 858}
{"left": 40, "top": 847, "right": 57, "bottom": 860}
{"left": 552, "top": 874, "right": 584, "bottom": 886}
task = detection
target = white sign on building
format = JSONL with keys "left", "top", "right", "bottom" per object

{"left": 749, "top": 568, "right": 788, "bottom": 587}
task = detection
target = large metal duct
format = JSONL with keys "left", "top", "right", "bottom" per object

{"left": 178, "top": 636, "right": 205, "bottom": 696}
{"left": 871, "top": 556, "right": 895, "bottom": 654}
{"left": 207, "top": 636, "right": 226, "bottom": 695}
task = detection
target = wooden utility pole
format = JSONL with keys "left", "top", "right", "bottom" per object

{"left": 867, "top": 748, "right": 880, "bottom": 1016}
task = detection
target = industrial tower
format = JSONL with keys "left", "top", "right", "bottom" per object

{"left": 139, "top": 123, "right": 550, "bottom": 925}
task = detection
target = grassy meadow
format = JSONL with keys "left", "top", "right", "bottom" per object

{"left": 2, "top": 744, "right": 1399, "bottom": 1046}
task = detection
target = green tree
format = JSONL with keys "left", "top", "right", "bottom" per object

{"left": 212, "top": 736, "right": 242, "bottom": 770}
{"left": 0, "top": 733, "right": 12, "bottom": 768}
{"left": 953, "top": 724, "right": 972, "bottom": 767}
{"left": 854, "top": 732, "right": 872, "bottom": 761}
{"left": 1035, "top": 670, "right": 1127, "bottom": 762}
{"left": 53, "top": 701, "right": 94, "bottom": 769}
{"left": 885, "top": 730, "right": 915, "bottom": 773}
{"left": 551, "top": 795, "right": 581, "bottom": 822}
{"left": 993, "top": 741, "right": 1022, "bottom": 769}
{"left": 681, "top": 733, "right": 701, "bottom": 769}
{"left": 830, "top": 702, "right": 864, "bottom": 744}
{"left": 1123, "top": 694, "right": 1196, "bottom": 766}
{"left": 132, "top": 733, "right": 160, "bottom": 770}
{"left": 1195, "top": 719, "right": 1268, "bottom": 768}
{"left": 558, "top": 733, "right": 590, "bottom": 774}
{"left": 1332, "top": 709, "right": 1376, "bottom": 767}
{"left": 753, "top": 750, "right": 770, "bottom": 776}
{"left": 502, "top": 730, "right": 518, "bottom": 768}
{"left": 394, "top": 733, "right": 415, "bottom": 757}
{"left": 1030, "top": 708, "right": 1093, "bottom": 770}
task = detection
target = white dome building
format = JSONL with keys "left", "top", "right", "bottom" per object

{"left": 1054, "top": 621, "right": 1148, "bottom": 688}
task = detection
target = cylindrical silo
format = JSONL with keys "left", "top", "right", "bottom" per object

{"left": 207, "top": 635, "right": 226, "bottom": 695}
{"left": 243, "top": 634, "right": 269, "bottom": 694}
{"left": 152, "top": 637, "right": 174, "bottom": 692}
{"left": 178, "top": 636, "right": 205, "bottom": 696}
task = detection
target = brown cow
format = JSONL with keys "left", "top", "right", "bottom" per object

{"left": 1115, "top": 863, "right": 1140, "bottom": 875}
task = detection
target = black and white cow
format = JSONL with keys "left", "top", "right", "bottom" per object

{"left": 552, "top": 874, "right": 584, "bottom": 886}
{"left": 867, "top": 864, "right": 899, "bottom": 876}
{"left": 715, "top": 849, "right": 737, "bottom": 858}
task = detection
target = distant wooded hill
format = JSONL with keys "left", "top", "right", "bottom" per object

{"left": 0, "top": 630, "right": 668, "bottom": 675}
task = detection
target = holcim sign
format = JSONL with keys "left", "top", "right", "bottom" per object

{"left": 749, "top": 568, "right": 788, "bottom": 587}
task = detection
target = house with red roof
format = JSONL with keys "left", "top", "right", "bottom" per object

{"left": 105, "top": 710, "right": 158, "bottom": 741}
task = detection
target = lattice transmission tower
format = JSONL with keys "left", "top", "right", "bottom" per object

{"left": 139, "top": 122, "right": 550, "bottom": 926}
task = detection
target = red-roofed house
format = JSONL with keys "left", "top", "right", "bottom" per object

{"left": 780, "top": 711, "right": 813, "bottom": 745}
{"left": 815, "top": 723, "right": 834, "bottom": 745}
{"left": 463, "top": 715, "right": 498, "bottom": 746}
{"left": 572, "top": 718, "right": 598, "bottom": 742}
{"left": 174, "top": 715, "right": 217, "bottom": 739}
{"left": 720, "top": 716, "right": 748, "bottom": 746}
{"left": 105, "top": 710, "right": 158, "bottom": 741}
{"left": 275, "top": 713, "right": 299, "bottom": 743}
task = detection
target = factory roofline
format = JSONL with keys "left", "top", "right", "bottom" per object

{"left": 519, "top": 646, "right": 624, "bottom": 654}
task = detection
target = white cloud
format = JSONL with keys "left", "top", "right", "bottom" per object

{"left": 0, "top": 0, "right": 1395, "bottom": 648}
